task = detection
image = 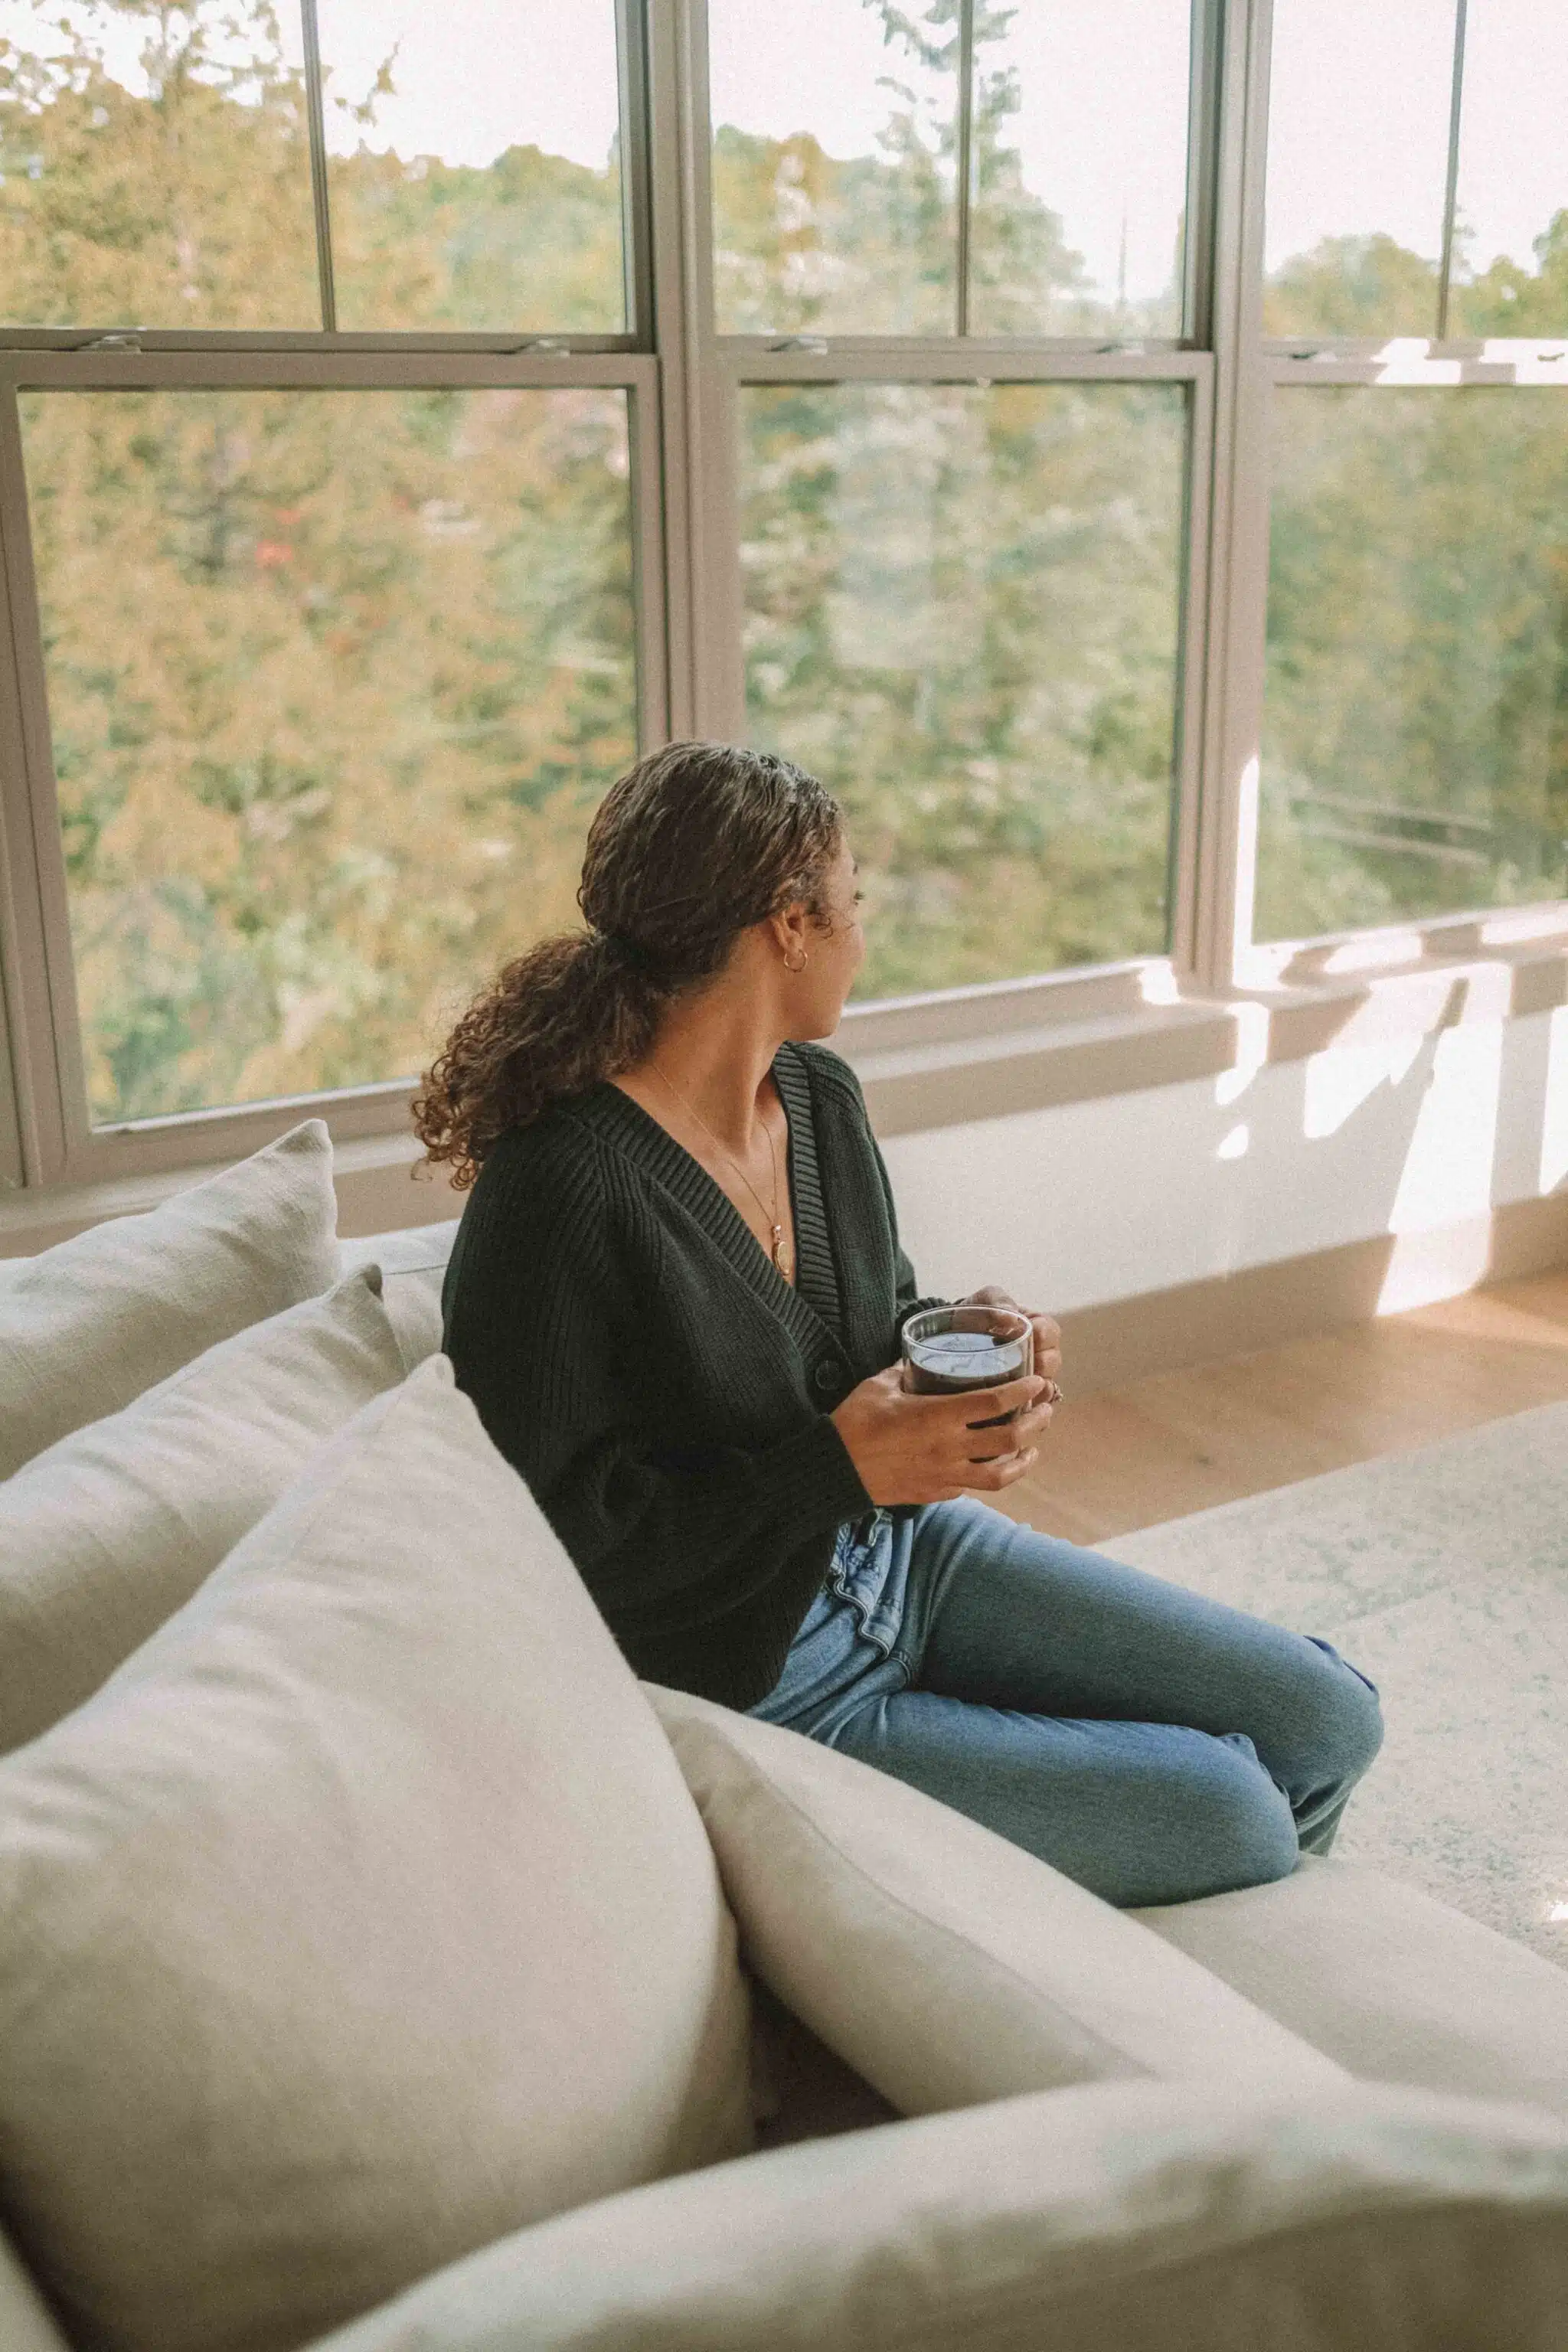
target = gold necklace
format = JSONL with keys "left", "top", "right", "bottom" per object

{"left": 648, "top": 1060, "right": 790, "bottom": 1277}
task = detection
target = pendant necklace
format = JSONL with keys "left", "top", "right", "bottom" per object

{"left": 648, "top": 1060, "right": 790, "bottom": 1277}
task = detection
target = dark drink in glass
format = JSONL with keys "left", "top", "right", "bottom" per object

{"left": 901, "top": 1306, "right": 1034, "bottom": 1428}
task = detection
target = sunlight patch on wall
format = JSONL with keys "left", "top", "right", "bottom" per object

{"left": 1540, "top": 1004, "right": 1568, "bottom": 1195}
{"left": 1387, "top": 1019, "right": 1503, "bottom": 1234}
{"left": 1375, "top": 1215, "right": 1498, "bottom": 1315}
{"left": 1302, "top": 1033, "right": 1424, "bottom": 1141}
{"left": 1214, "top": 998, "right": 1269, "bottom": 1109}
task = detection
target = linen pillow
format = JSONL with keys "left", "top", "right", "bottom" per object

{"left": 0, "top": 1263, "right": 407, "bottom": 1754}
{"left": 645, "top": 1684, "right": 1345, "bottom": 2120}
{"left": 339, "top": 1219, "right": 456, "bottom": 1370}
{"left": 311, "top": 2074, "right": 1568, "bottom": 2352}
{"left": 0, "top": 1117, "right": 338, "bottom": 1476}
{"left": 0, "top": 1357, "right": 753, "bottom": 2352}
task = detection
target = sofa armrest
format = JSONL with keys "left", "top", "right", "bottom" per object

{"left": 642, "top": 1684, "right": 1343, "bottom": 2119}
{"left": 306, "top": 2074, "right": 1568, "bottom": 2352}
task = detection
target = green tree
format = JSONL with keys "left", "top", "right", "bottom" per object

{"left": 0, "top": 0, "right": 318, "bottom": 325}
{"left": 1257, "top": 385, "right": 1568, "bottom": 941}
{"left": 1263, "top": 233, "right": 1440, "bottom": 340}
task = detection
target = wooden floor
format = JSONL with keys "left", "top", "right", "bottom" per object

{"left": 1002, "top": 1268, "right": 1568, "bottom": 1546}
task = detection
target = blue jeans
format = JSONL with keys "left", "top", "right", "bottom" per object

{"left": 747, "top": 1498, "right": 1384, "bottom": 1909}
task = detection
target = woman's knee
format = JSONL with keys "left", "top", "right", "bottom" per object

{"left": 1180, "top": 1731, "right": 1300, "bottom": 1899}
{"left": 1299, "top": 1638, "right": 1385, "bottom": 1785}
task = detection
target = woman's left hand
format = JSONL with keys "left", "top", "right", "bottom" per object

{"left": 961, "top": 1286, "right": 1063, "bottom": 1393}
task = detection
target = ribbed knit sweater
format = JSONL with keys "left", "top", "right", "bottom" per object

{"left": 440, "top": 1040, "right": 946, "bottom": 1710}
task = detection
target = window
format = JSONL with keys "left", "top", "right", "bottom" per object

{"left": 740, "top": 379, "right": 1188, "bottom": 995}
{"left": 313, "top": 2, "right": 627, "bottom": 333}
{"left": 707, "top": 0, "right": 1205, "bottom": 999}
{"left": 0, "top": 0, "right": 1562, "bottom": 1198}
{"left": 1253, "top": 0, "right": 1568, "bottom": 942}
{"left": 24, "top": 385, "right": 635, "bottom": 1124}
{"left": 0, "top": 2, "right": 320, "bottom": 328}
{"left": 0, "top": 0, "right": 652, "bottom": 1184}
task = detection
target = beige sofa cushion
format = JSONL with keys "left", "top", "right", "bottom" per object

{"left": 0, "top": 1265, "right": 407, "bottom": 1753}
{"left": 645, "top": 1685, "right": 1344, "bottom": 2116}
{"left": 0, "top": 1119, "right": 338, "bottom": 1476}
{"left": 0, "top": 1358, "right": 753, "bottom": 2352}
{"left": 1132, "top": 1852, "right": 1568, "bottom": 2123}
{"left": 310, "top": 2073, "right": 1568, "bottom": 2352}
{"left": 0, "top": 2229, "right": 68, "bottom": 2352}
{"left": 338, "top": 1219, "right": 455, "bottom": 1369}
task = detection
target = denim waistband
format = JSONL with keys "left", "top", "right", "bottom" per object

{"left": 828, "top": 1507, "right": 906, "bottom": 1655}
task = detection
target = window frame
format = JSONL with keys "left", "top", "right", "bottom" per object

{"left": 0, "top": 348, "right": 668, "bottom": 1187}
{"left": 671, "top": 0, "right": 1227, "bottom": 1010}
{"left": 1224, "top": 0, "right": 1568, "bottom": 993}
{"left": 0, "top": 0, "right": 1564, "bottom": 1213}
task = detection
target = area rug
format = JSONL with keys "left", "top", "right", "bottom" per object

{"left": 1109, "top": 1399, "right": 1568, "bottom": 1969}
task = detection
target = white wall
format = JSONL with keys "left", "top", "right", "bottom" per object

{"left": 882, "top": 1003, "right": 1568, "bottom": 1317}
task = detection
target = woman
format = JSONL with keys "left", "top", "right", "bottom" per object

{"left": 416, "top": 741, "right": 1383, "bottom": 1909}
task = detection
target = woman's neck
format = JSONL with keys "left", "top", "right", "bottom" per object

{"left": 624, "top": 988, "right": 786, "bottom": 1153}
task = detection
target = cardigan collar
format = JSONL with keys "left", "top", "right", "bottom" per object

{"left": 569, "top": 1044, "right": 846, "bottom": 1361}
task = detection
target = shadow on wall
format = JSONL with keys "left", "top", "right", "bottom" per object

{"left": 881, "top": 985, "right": 1568, "bottom": 1384}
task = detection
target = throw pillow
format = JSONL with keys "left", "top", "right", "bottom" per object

{"left": 306, "top": 2074, "right": 1568, "bottom": 2352}
{"left": 339, "top": 1220, "right": 456, "bottom": 1370}
{"left": 0, "top": 1118, "right": 338, "bottom": 1477}
{"left": 646, "top": 1684, "right": 1344, "bottom": 2118}
{"left": 0, "top": 1356, "right": 752, "bottom": 2352}
{"left": 0, "top": 1264, "right": 406, "bottom": 1754}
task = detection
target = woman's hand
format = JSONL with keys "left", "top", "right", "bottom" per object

{"left": 960, "top": 1285, "right": 1063, "bottom": 1390}
{"left": 830, "top": 1364, "right": 1054, "bottom": 1507}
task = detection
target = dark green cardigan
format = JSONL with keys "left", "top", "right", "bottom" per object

{"left": 440, "top": 1041, "right": 945, "bottom": 1710}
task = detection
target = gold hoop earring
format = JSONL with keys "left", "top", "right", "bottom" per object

{"left": 785, "top": 949, "right": 808, "bottom": 975}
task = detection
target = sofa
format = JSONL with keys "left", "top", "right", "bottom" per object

{"left": 2, "top": 1116, "right": 1568, "bottom": 2352}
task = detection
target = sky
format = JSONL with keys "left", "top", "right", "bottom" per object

{"left": 0, "top": 2, "right": 1563, "bottom": 309}
{"left": 1266, "top": 0, "right": 1568, "bottom": 279}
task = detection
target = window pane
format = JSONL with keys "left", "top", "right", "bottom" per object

{"left": 708, "top": 0, "right": 958, "bottom": 335}
{"left": 317, "top": 0, "right": 624, "bottom": 332}
{"left": 22, "top": 389, "right": 636, "bottom": 1125}
{"left": 1263, "top": 0, "right": 1454, "bottom": 338}
{"left": 1257, "top": 388, "right": 1568, "bottom": 943}
{"left": 970, "top": 0, "right": 1191, "bottom": 338}
{"left": 1449, "top": 0, "right": 1568, "bottom": 337}
{"left": 0, "top": 0, "right": 317, "bottom": 326}
{"left": 740, "top": 382, "right": 1186, "bottom": 997}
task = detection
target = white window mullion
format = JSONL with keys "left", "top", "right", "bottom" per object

{"left": 0, "top": 382, "right": 83, "bottom": 1183}
{"left": 1165, "top": 352, "right": 1217, "bottom": 975}
{"left": 1188, "top": 0, "right": 1274, "bottom": 991}
{"left": 654, "top": 0, "right": 748, "bottom": 741}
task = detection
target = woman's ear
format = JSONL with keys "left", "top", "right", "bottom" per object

{"left": 769, "top": 899, "right": 811, "bottom": 966}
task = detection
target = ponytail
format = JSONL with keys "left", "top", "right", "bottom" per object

{"left": 412, "top": 740, "right": 841, "bottom": 1188}
{"left": 411, "top": 930, "right": 675, "bottom": 1189}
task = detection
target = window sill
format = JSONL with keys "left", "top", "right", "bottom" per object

{"left": 2, "top": 923, "right": 1564, "bottom": 1252}
{"left": 840, "top": 919, "right": 1568, "bottom": 1136}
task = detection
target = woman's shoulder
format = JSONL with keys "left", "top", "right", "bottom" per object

{"left": 782, "top": 1040, "right": 871, "bottom": 1122}
{"left": 462, "top": 1097, "right": 625, "bottom": 1234}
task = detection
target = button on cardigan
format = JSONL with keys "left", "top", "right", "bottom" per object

{"left": 440, "top": 1040, "right": 946, "bottom": 1710}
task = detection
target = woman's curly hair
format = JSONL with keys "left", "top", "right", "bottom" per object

{"left": 411, "top": 741, "right": 843, "bottom": 1188}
